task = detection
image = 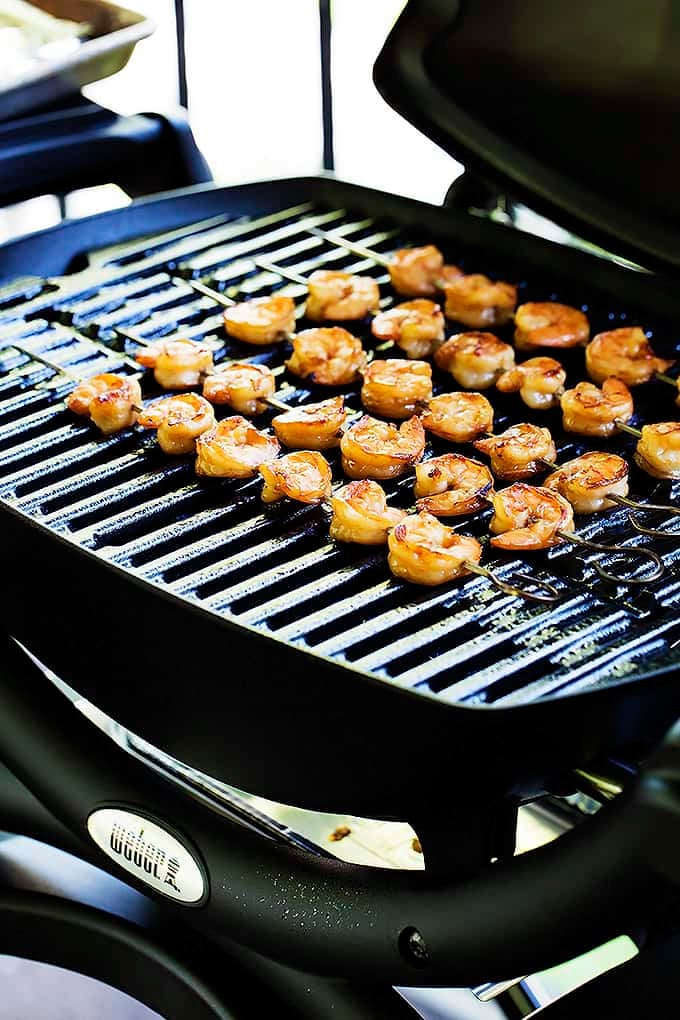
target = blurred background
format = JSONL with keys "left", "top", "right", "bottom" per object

{"left": 0, "top": 0, "right": 462, "bottom": 243}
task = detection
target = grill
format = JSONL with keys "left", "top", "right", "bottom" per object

{"left": 2, "top": 0, "right": 680, "bottom": 1001}
{"left": 1, "top": 178, "right": 680, "bottom": 821}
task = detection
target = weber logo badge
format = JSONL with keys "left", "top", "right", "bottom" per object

{"left": 87, "top": 808, "right": 205, "bottom": 904}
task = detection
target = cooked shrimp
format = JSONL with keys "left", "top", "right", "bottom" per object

{"left": 443, "top": 274, "right": 517, "bottom": 328}
{"left": 489, "top": 483, "right": 574, "bottom": 550}
{"left": 388, "top": 245, "right": 448, "bottom": 297}
{"left": 473, "top": 423, "right": 557, "bottom": 480}
{"left": 223, "top": 295, "right": 296, "bottom": 345}
{"left": 634, "top": 422, "right": 680, "bottom": 480}
{"left": 135, "top": 338, "right": 214, "bottom": 389}
{"left": 329, "top": 479, "right": 406, "bottom": 544}
{"left": 285, "top": 327, "right": 367, "bottom": 386}
{"left": 371, "top": 299, "right": 445, "bottom": 359}
{"left": 259, "top": 450, "right": 332, "bottom": 504}
{"left": 272, "top": 395, "right": 348, "bottom": 450}
{"left": 195, "top": 416, "right": 279, "bottom": 478}
{"left": 361, "top": 358, "right": 432, "bottom": 419}
{"left": 414, "top": 454, "right": 494, "bottom": 517}
{"left": 434, "top": 331, "right": 515, "bottom": 389}
{"left": 340, "top": 414, "right": 425, "bottom": 480}
{"left": 419, "top": 391, "right": 494, "bottom": 443}
{"left": 543, "top": 452, "right": 629, "bottom": 514}
{"left": 514, "top": 302, "right": 589, "bottom": 350}
{"left": 305, "top": 270, "right": 380, "bottom": 321}
{"left": 202, "top": 362, "right": 275, "bottom": 415}
{"left": 560, "top": 377, "right": 634, "bottom": 437}
{"left": 137, "top": 393, "right": 215, "bottom": 455}
{"left": 496, "top": 357, "right": 566, "bottom": 410}
{"left": 585, "top": 327, "right": 674, "bottom": 386}
{"left": 387, "top": 511, "right": 482, "bottom": 586}
{"left": 66, "top": 373, "right": 142, "bottom": 434}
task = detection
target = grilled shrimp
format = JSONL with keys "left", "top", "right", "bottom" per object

{"left": 305, "top": 270, "right": 380, "bottom": 321}
{"left": 585, "top": 327, "right": 674, "bottom": 386}
{"left": 361, "top": 358, "right": 432, "bottom": 419}
{"left": 634, "top": 422, "right": 680, "bottom": 479}
{"left": 223, "top": 295, "right": 296, "bottom": 345}
{"left": 285, "top": 327, "right": 367, "bottom": 386}
{"left": 387, "top": 511, "right": 482, "bottom": 586}
{"left": 543, "top": 452, "right": 629, "bottom": 514}
{"left": 414, "top": 454, "right": 494, "bottom": 517}
{"left": 473, "top": 423, "right": 557, "bottom": 480}
{"left": 202, "top": 361, "right": 275, "bottom": 415}
{"left": 496, "top": 357, "right": 566, "bottom": 410}
{"left": 135, "top": 338, "right": 214, "bottom": 390}
{"left": 443, "top": 274, "right": 517, "bottom": 328}
{"left": 66, "top": 373, "right": 141, "bottom": 434}
{"left": 195, "top": 416, "right": 279, "bottom": 478}
{"left": 514, "top": 302, "right": 589, "bottom": 350}
{"left": 489, "top": 483, "right": 574, "bottom": 550}
{"left": 340, "top": 414, "right": 425, "bottom": 480}
{"left": 137, "top": 393, "right": 215, "bottom": 455}
{"left": 387, "top": 245, "right": 461, "bottom": 297}
{"left": 560, "top": 377, "right": 634, "bottom": 437}
{"left": 329, "top": 479, "right": 406, "bottom": 544}
{"left": 259, "top": 450, "right": 332, "bottom": 504}
{"left": 419, "top": 391, "right": 494, "bottom": 443}
{"left": 434, "top": 331, "right": 515, "bottom": 389}
{"left": 272, "top": 395, "right": 348, "bottom": 449}
{"left": 371, "top": 299, "right": 445, "bottom": 359}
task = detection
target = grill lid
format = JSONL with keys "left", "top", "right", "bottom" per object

{"left": 373, "top": 0, "right": 680, "bottom": 272}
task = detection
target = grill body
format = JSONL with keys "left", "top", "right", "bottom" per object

{"left": 1, "top": 176, "right": 680, "bottom": 818}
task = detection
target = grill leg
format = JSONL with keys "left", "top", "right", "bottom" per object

{"left": 410, "top": 796, "right": 519, "bottom": 876}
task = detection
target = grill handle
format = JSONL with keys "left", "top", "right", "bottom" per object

{"left": 0, "top": 632, "right": 677, "bottom": 988}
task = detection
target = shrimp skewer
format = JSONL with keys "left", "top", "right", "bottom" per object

{"left": 371, "top": 299, "right": 445, "bottom": 358}
{"left": 473, "top": 423, "right": 557, "bottom": 481}
{"left": 66, "top": 372, "right": 142, "bottom": 435}
{"left": 443, "top": 274, "right": 517, "bottom": 328}
{"left": 514, "top": 302, "right": 589, "bottom": 350}
{"left": 541, "top": 448, "right": 680, "bottom": 539}
{"left": 202, "top": 362, "right": 276, "bottom": 415}
{"left": 434, "top": 332, "right": 515, "bottom": 390}
{"left": 195, "top": 416, "right": 279, "bottom": 478}
{"left": 285, "top": 327, "right": 367, "bottom": 386}
{"left": 254, "top": 257, "right": 380, "bottom": 322}
{"left": 560, "top": 378, "right": 634, "bottom": 437}
{"left": 329, "top": 479, "right": 406, "bottom": 544}
{"left": 585, "top": 327, "right": 674, "bottom": 386}
{"left": 419, "top": 391, "right": 494, "bottom": 443}
{"left": 137, "top": 393, "right": 215, "bottom": 455}
{"left": 306, "top": 229, "right": 463, "bottom": 297}
{"left": 496, "top": 357, "right": 566, "bottom": 410}
{"left": 489, "top": 482, "right": 663, "bottom": 583}
{"left": 135, "top": 338, "right": 214, "bottom": 390}
{"left": 259, "top": 450, "right": 332, "bottom": 505}
{"left": 387, "top": 510, "right": 560, "bottom": 600}
{"left": 340, "top": 414, "right": 426, "bottom": 480}
{"left": 360, "top": 359, "right": 432, "bottom": 419}
{"left": 414, "top": 454, "right": 494, "bottom": 517}
{"left": 271, "top": 396, "right": 349, "bottom": 450}
{"left": 177, "top": 277, "right": 297, "bottom": 346}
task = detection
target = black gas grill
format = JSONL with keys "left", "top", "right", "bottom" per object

{"left": 1, "top": 177, "right": 680, "bottom": 826}
{"left": 2, "top": 0, "right": 680, "bottom": 1001}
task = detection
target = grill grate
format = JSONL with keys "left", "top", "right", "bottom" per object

{"left": 2, "top": 201, "right": 680, "bottom": 709}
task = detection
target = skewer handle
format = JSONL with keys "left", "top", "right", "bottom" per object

{"left": 307, "top": 227, "right": 392, "bottom": 269}
{"left": 181, "top": 277, "right": 236, "bottom": 308}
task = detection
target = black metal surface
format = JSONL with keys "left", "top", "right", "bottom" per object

{"left": 0, "top": 632, "right": 675, "bottom": 989}
{"left": 0, "top": 96, "right": 212, "bottom": 207}
{"left": 0, "top": 177, "right": 679, "bottom": 816}
{"left": 373, "top": 0, "right": 680, "bottom": 272}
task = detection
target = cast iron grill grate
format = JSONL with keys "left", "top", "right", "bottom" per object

{"left": 1, "top": 201, "right": 679, "bottom": 708}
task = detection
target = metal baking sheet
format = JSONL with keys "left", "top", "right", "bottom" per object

{"left": 0, "top": 0, "right": 154, "bottom": 121}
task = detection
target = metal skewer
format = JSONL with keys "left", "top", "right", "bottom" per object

{"left": 461, "top": 561, "right": 561, "bottom": 603}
